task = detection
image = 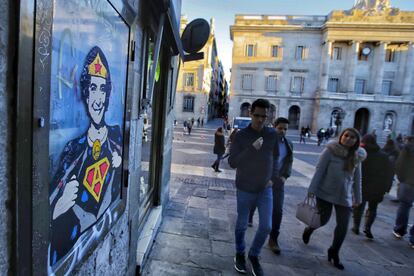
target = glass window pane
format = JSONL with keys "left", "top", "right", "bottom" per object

{"left": 382, "top": 81, "right": 392, "bottom": 95}
{"left": 266, "top": 75, "right": 277, "bottom": 91}
{"left": 355, "top": 79, "right": 365, "bottom": 94}
{"left": 328, "top": 78, "right": 339, "bottom": 92}
{"left": 295, "top": 46, "right": 304, "bottom": 60}
{"left": 242, "top": 74, "right": 252, "bottom": 90}
{"left": 246, "top": 44, "right": 254, "bottom": 57}
{"left": 272, "top": 46, "right": 278, "bottom": 57}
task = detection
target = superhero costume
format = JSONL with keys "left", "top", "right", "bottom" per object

{"left": 49, "top": 125, "right": 122, "bottom": 265}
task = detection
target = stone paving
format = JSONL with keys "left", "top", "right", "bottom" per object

{"left": 143, "top": 120, "right": 414, "bottom": 276}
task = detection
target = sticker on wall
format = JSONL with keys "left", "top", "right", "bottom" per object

{"left": 48, "top": 0, "right": 129, "bottom": 273}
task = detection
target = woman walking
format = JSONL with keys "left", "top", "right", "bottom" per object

{"left": 222, "top": 128, "right": 238, "bottom": 159}
{"left": 302, "top": 128, "right": 366, "bottom": 270}
{"left": 352, "top": 134, "right": 393, "bottom": 239}
{"left": 212, "top": 127, "right": 226, "bottom": 172}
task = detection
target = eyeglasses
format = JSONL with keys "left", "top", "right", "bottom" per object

{"left": 252, "top": 114, "right": 268, "bottom": 119}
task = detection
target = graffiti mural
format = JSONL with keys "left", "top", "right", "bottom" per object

{"left": 48, "top": 0, "right": 129, "bottom": 273}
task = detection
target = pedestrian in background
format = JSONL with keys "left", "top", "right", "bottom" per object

{"left": 302, "top": 128, "right": 366, "bottom": 270}
{"left": 187, "top": 119, "right": 193, "bottom": 135}
{"left": 300, "top": 127, "right": 306, "bottom": 144}
{"left": 229, "top": 99, "right": 279, "bottom": 276}
{"left": 248, "top": 117, "right": 293, "bottom": 255}
{"left": 383, "top": 138, "right": 400, "bottom": 202}
{"left": 183, "top": 120, "right": 188, "bottom": 135}
{"left": 223, "top": 128, "right": 239, "bottom": 159}
{"left": 383, "top": 138, "right": 400, "bottom": 167}
{"left": 211, "top": 127, "right": 226, "bottom": 172}
{"left": 305, "top": 125, "right": 311, "bottom": 138}
{"left": 392, "top": 136, "right": 414, "bottom": 248}
{"left": 396, "top": 134, "right": 404, "bottom": 150}
{"left": 317, "top": 128, "right": 325, "bottom": 146}
{"left": 352, "top": 134, "right": 393, "bottom": 239}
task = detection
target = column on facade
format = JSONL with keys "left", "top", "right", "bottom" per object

{"left": 402, "top": 42, "right": 414, "bottom": 96}
{"left": 373, "top": 42, "right": 387, "bottom": 94}
{"left": 346, "top": 41, "right": 360, "bottom": 93}
{"left": 319, "top": 40, "right": 333, "bottom": 91}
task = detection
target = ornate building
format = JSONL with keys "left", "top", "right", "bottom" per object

{"left": 175, "top": 17, "right": 228, "bottom": 122}
{"left": 229, "top": 0, "right": 414, "bottom": 138}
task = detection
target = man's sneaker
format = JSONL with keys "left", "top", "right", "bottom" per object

{"left": 268, "top": 238, "right": 281, "bottom": 255}
{"left": 409, "top": 241, "right": 414, "bottom": 249}
{"left": 248, "top": 255, "right": 264, "bottom": 276}
{"left": 393, "top": 230, "right": 403, "bottom": 239}
{"left": 234, "top": 253, "right": 247, "bottom": 274}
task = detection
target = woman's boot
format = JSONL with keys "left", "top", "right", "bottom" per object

{"left": 302, "top": 227, "right": 314, "bottom": 244}
{"left": 327, "top": 247, "right": 344, "bottom": 270}
{"left": 364, "top": 209, "right": 375, "bottom": 239}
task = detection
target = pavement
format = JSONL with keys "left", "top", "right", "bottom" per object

{"left": 142, "top": 119, "right": 414, "bottom": 276}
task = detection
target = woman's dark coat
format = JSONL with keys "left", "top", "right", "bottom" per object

{"left": 214, "top": 132, "right": 225, "bottom": 155}
{"left": 361, "top": 144, "right": 394, "bottom": 202}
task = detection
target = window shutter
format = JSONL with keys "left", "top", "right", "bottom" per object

{"left": 279, "top": 46, "right": 283, "bottom": 60}
{"left": 301, "top": 77, "right": 305, "bottom": 92}
{"left": 304, "top": 47, "right": 309, "bottom": 60}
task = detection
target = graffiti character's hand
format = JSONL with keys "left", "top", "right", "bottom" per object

{"left": 52, "top": 175, "right": 79, "bottom": 220}
{"left": 112, "top": 151, "right": 122, "bottom": 168}
{"left": 252, "top": 137, "right": 263, "bottom": 150}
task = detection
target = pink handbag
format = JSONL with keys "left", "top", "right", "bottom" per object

{"left": 296, "top": 195, "right": 321, "bottom": 229}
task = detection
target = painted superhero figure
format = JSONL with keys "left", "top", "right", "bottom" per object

{"left": 49, "top": 46, "right": 122, "bottom": 265}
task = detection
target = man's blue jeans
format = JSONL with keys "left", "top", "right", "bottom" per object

{"left": 394, "top": 182, "right": 414, "bottom": 243}
{"left": 248, "top": 178, "right": 284, "bottom": 241}
{"left": 235, "top": 187, "right": 273, "bottom": 257}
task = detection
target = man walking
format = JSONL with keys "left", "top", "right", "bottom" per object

{"left": 229, "top": 99, "right": 279, "bottom": 276}
{"left": 248, "top": 117, "right": 293, "bottom": 255}
{"left": 392, "top": 136, "right": 414, "bottom": 248}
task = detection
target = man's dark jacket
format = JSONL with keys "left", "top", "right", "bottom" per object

{"left": 228, "top": 124, "right": 279, "bottom": 193}
{"left": 395, "top": 142, "right": 414, "bottom": 187}
{"left": 361, "top": 144, "right": 394, "bottom": 202}
{"left": 279, "top": 137, "right": 293, "bottom": 179}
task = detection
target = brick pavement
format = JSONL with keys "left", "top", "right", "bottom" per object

{"left": 143, "top": 120, "right": 413, "bottom": 275}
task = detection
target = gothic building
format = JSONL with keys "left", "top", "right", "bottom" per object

{"left": 229, "top": 0, "right": 414, "bottom": 138}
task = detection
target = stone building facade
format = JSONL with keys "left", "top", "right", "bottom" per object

{"left": 229, "top": 0, "right": 414, "bottom": 138}
{"left": 175, "top": 17, "right": 228, "bottom": 123}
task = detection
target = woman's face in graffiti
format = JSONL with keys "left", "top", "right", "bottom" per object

{"left": 87, "top": 76, "right": 107, "bottom": 125}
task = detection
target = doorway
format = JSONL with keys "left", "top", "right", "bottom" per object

{"left": 354, "top": 108, "right": 370, "bottom": 135}
{"left": 288, "top": 105, "right": 300, "bottom": 129}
